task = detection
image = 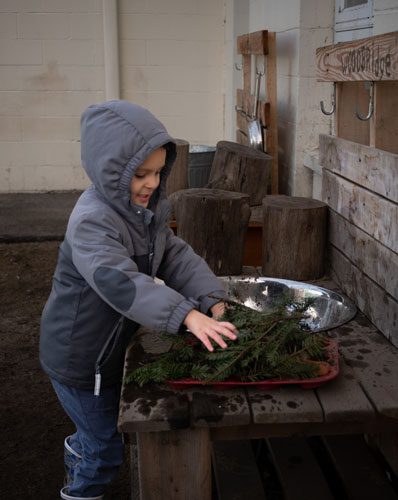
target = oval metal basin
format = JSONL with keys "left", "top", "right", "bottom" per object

{"left": 219, "top": 276, "right": 357, "bottom": 332}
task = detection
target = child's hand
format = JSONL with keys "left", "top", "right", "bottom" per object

{"left": 183, "top": 309, "right": 237, "bottom": 352}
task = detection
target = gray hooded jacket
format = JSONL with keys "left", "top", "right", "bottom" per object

{"left": 39, "top": 100, "right": 226, "bottom": 391}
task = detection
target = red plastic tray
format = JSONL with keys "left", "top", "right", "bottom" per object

{"left": 167, "top": 339, "right": 339, "bottom": 390}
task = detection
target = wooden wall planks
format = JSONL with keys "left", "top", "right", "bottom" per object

{"left": 320, "top": 134, "right": 398, "bottom": 345}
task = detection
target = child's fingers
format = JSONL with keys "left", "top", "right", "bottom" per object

{"left": 215, "top": 321, "right": 238, "bottom": 338}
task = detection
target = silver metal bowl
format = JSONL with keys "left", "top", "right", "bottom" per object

{"left": 219, "top": 276, "right": 357, "bottom": 332}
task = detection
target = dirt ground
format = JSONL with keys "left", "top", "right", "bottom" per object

{"left": 0, "top": 241, "right": 131, "bottom": 500}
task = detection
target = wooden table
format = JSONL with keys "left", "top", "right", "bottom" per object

{"left": 118, "top": 277, "right": 398, "bottom": 500}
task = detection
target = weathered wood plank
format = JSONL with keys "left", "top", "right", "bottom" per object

{"left": 371, "top": 81, "right": 398, "bottom": 154}
{"left": 138, "top": 428, "right": 211, "bottom": 500}
{"left": 247, "top": 386, "right": 323, "bottom": 424}
{"left": 335, "top": 82, "right": 370, "bottom": 146}
{"left": 316, "top": 31, "right": 398, "bottom": 81}
{"left": 319, "top": 134, "right": 398, "bottom": 203}
{"left": 329, "top": 312, "right": 398, "bottom": 417}
{"left": 268, "top": 437, "right": 334, "bottom": 500}
{"left": 212, "top": 440, "right": 266, "bottom": 500}
{"left": 118, "top": 382, "right": 190, "bottom": 433}
{"left": 328, "top": 210, "right": 398, "bottom": 299}
{"left": 316, "top": 357, "right": 375, "bottom": 423}
{"left": 330, "top": 246, "right": 398, "bottom": 347}
{"left": 237, "top": 30, "right": 268, "bottom": 55}
{"left": 322, "top": 435, "right": 398, "bottom": 500}
{"left": 322, "top": 169, "right": 398, "bottom": 253}
{"left": 191, "top": 388, "right": 252, "bottom": 428}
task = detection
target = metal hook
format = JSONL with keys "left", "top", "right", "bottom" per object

{"left": 356, "top": 82, "right": 374, "bottom": 121}
{"left": 234, "top": 63, "right": 242, "bottom": 71}
{"left": 320, "top": 82, "right": 336, "bottom": 115}
{"left": 234, "top": 105, "right": 246, "bottom": 117}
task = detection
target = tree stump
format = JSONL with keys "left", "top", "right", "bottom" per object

{"left": 206, "top": 141, "right": 272, "bottom": 205}
{"left": 173, "top": 188, "right": 251, "bottom": 276}
{"left": 166, "top": 139, "right": 189, "bottom": 196}
{"left": 262, "top": 195, "right": 328, "bottom": 280}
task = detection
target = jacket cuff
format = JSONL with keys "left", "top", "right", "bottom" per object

{"left": 166, "top": 298, "right": 198, "bottom": 333}
{"left": 200, "top": 291, "right": 227, "bottom": 314}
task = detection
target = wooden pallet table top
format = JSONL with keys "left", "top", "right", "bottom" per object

{"left": 118, "top": 275, "right": 398, "bottom": 439}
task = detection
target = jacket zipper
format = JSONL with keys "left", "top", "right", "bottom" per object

{"left": 94, "top": 317, "right": 124, "bottom": 396}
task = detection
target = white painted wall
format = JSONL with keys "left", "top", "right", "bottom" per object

{"left": 374, "top": 0, "right": 398, "bottom": 35}
{"left": 0, "top": 0, "right": 226, "bottom": 192}
{"left": 118, "top": 0, "right": 225, "bottom": 146}
{"left": 0, "top": 0, "right": 104, "bottom": 192}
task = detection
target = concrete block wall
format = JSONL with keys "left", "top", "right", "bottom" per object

{"left": 0, "top": 0, "right": 104, "bottom": 192}
{"left": 0, "top": 0, "right": 226, "bottom": 192}
{"left": 118, "top": 0, "right": 225, "bottom": 147}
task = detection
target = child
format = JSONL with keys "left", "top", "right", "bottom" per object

{"left": 39, "top": 100, "right": 237, "bottom": 500}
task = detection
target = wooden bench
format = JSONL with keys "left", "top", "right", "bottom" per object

{"left": 118, "top": 270, "right": 398, "bottom": 500}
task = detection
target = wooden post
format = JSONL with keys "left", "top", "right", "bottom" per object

{"left": 262, "top": 195, "right": 327, "bottom": 280}
{"left": 173, "top": 188, "right": 251, "bottom": 275}
{"left": 166, "top": 139, "right": 189, "bottom": 196}
{"left": 137, "top": 428, "right": 212, "bottom": 500}
{"left": 207, "top": 141, "right": 272, "bottom": 205}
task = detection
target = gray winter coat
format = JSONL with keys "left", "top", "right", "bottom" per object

{"left": 39, "top": 100, "right": 226, "bottom": 391}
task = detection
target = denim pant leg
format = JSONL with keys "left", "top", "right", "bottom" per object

{"left": 51, "top": 379, "right": 124, "bottom": 498}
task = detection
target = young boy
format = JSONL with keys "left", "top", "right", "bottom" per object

{"left": 39, "top": 100, "right": 237, "bottom": 500}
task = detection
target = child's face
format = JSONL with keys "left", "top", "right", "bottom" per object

{"left": 130, "top": 147, "right": 166, "bottom": 207}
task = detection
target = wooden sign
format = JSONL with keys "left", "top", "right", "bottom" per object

{"left": 316, "top": 31, "right": 398, "bottom": 81}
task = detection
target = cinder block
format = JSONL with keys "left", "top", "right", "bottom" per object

{"left": 0, "top": 39, "right": 42, "bottom": 65}
{"left": 21, "top": 116, "right": 80, "bottom": 141}
{"left": 18, "top": 13, "right": 70, "bottom": 39}
{"left": 118, "top": 0, "right": 148, "bottom": 14}
{"left": 299, "top": 27, "right": 333, "bottom": 78}
{"left": 121, "top": 66, "right": 221, "bottom": 93}
{"left": 119, "top": 40, "right": 147, "bottom": 66}
{"left": 276, "top": 29, "right": 299, "bottom": 77}
{"left": 196, "top": 0, "right": 223, "bottom": 16}
{"left": 119, "top": 13, "right": 223, "bottom": 41}
{"left": 300, "top": 0, "right": 334, "bottom": 29}
{"left": 43, "top": 39, "right": 98, "bottom": 65}
{"left": 146, "top": 0, "right": 196, "bottom": 14}
{"left": 3, "top": 164, "right": 90, "bottom": 192}
{"left": 0, "top": 117, "right": 21, "bottom": 141}
{"left": 70, "top": 13, "right": 103, "bottom": 39}
{"left": 146, "top": 40, "right": 222, "bottom": 67}
{"left": 20, "top": 0, "right": 102, "bottom": 13}
{"left": 0, "top": 13, "right": 17, "bottom": 38}
{"left": 40, "top": 91, "right": 104, "bottom": 116}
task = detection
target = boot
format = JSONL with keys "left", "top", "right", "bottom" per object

{"left": 60, "top": 486, "right": 104, "bottom": 500}
{"left": 64, "top": 435, "right": 82, "bottom": 486}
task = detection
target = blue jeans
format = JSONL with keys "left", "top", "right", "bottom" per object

{"left": 51, "top": 379, "right": 124, "bottom": 498}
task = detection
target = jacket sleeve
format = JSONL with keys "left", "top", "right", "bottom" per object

{"left": 156, "top": 227, "right": 227, "bottom": 314}
{"left": 67, "top": 210, "right": 199, "bottom": 334}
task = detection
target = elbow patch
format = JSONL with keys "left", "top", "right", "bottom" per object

{"left": 94, "top": 267, "right": 136, "bottom": 311}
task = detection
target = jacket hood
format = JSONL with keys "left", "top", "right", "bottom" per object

{"left": 80, "top": 100, "right": 176, "bottom": 217}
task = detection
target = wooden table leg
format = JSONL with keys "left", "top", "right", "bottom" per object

{"left": 137, "top": 427, "right": 212, "bottom": 500}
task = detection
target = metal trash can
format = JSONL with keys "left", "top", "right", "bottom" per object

{"left": 188, "top": 145, "right": 216, "bottom": 188}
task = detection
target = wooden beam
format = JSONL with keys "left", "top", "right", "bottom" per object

{"left": 237, "top": 30, "right": 268, "bottom": 55}
{"left": 316, "top": 31, "right": 398, "bottom": 81}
